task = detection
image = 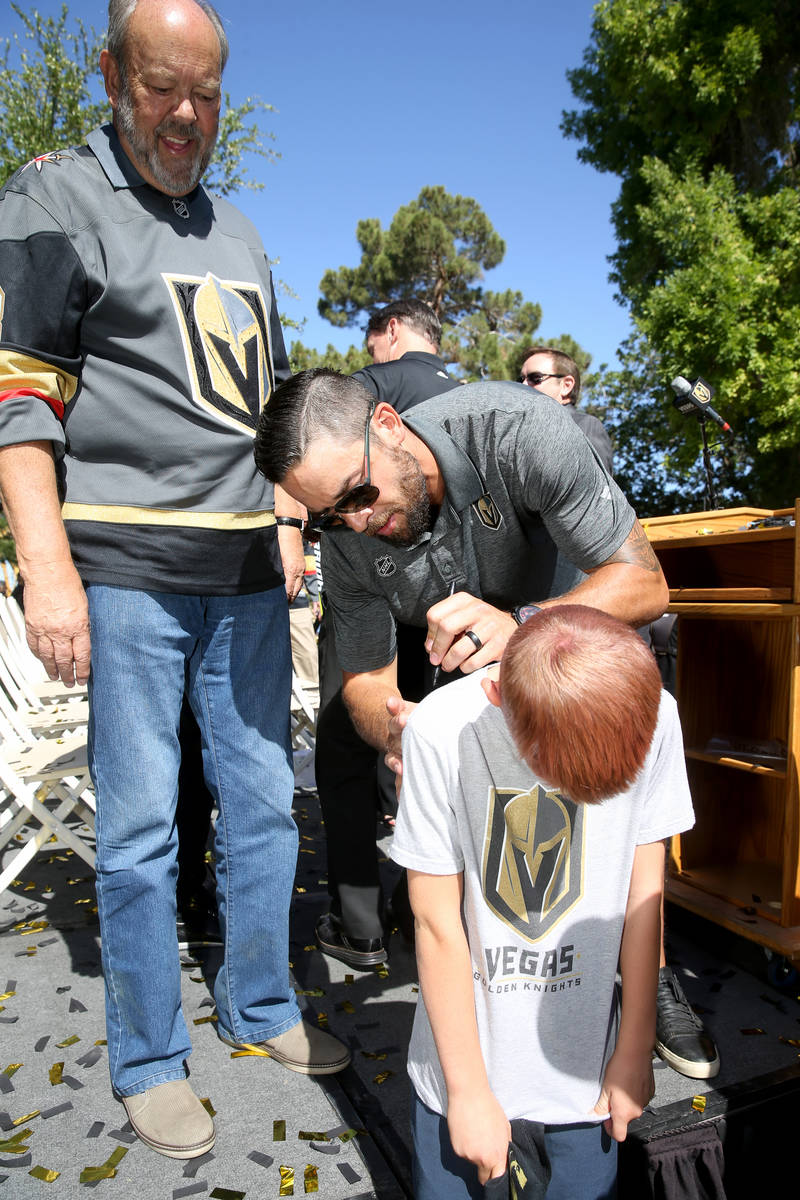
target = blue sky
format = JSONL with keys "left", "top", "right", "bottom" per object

{"left": 9, "top": 0, "right": 632, "bottom": 370}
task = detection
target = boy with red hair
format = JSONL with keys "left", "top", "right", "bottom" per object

{"left": 391, "top": 606, "right": 694, "bottom": 1199}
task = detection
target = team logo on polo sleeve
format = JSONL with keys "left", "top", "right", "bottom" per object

{"left": 164, "top": 271, "right": 274, "bottom": 434}
{"left": 482, "top": 785, "right": 584, "bottom": 942}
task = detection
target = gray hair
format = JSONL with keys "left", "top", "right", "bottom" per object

{"left": 254, "top": 371, "right": 375, "bottom": 483}
{"left": 106, "top": 0, "right": 229, "bottom": 71}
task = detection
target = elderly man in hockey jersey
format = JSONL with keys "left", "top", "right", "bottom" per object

{"left": 0, "top": 0, "right": 348, "bottom": 1161}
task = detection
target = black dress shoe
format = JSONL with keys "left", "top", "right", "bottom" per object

{"left": 315, "top": 912, "right": 387, "bottom": 969}
{"left": 655, "top": 966, "right": 720, "bottom": 1079}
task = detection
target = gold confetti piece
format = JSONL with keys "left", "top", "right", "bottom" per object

{"left": 95, "top": 1039, "right": 107, "bottom": 1046}
{"left": 360, "top": 1051, "right": 387, "bottom": 1061}
{"left": 279, "top": 1165, "right": 294, "bottom": 1195}
{"left": 0, "top": 991, "right": 17, "bottom": 1001}
{"left": 49, "top": 1063, "right": 64, "bottom": 1085}
{"left": 375, "top": 963, "right": 389, "bottom": 978}
{"left": 294, "top": 987, "right": 325, "bottom": 998}
{"left": 303, "top": 945, "right": 316, "bottom": 952}
{"left": 29, "top": 1165, "right": 60, "bottom": 1182}
{"left": 344, "top": 975, "right": 354, "bottom": 987}
{"left": 2, "top": 1063, "right": 22, "bottom": 1077}
{"left": 231, "top": 1043, "right": 271, "bottom": 1058}
{"left": 23, "top": 882, "right": 36, "bottom": 891}
{"left": 199, "top": 1098, "right": 216, "bottom": 1117}
{"left": 55, "top": 1036, "right": 80, "bottom": 1048}
{"left": 691, "top": 1095, "right": 706, "bottom": 1112}
{"left": 193, "top": 1015, "right": 218, "bottom": 1025}
{"left": 317, "top": 1011, "right": 328, "bottom": 1028}
{"left": 295, "top": 887, "right": 307, "bottom": 894}
{"left": 740, "top": 1027, "right": 767, "bottom": 1036}
{"left": 304, "top": 1164, "right": 318, "bottom": 1193}
{"left": 18, "top": 920, "right": 49, "bottom": 936}
{"left": 373, "top": 1070, "right": 394, "bottom": 1085}
{"left": 299, "top": 1131, "right": 327, "bottom": 1142}
{"left": 13, "top": 1112, "right": 39, "bottom": 1126}
{"left": 273, "top": 1119, "right": 286, "bottom": 1141}
{"left": 74, "top": 898, "right": 92, "bottom": 905}
{"left": 778, "top": 1036, "right": 800, "bottom": 1049}
{"left": 79, "top": 1144, "right": 129, "bottom": 1182}
{"left": 338, "top": 1128, "right": 357, "bottom": 1143}
{"left": 0, "top": 1129, "right": 33, "bottom": 1152}
{"left": 340, "top": 1000, "right": 355, "bottom": 1014}
{"left": 189, "top": 975, "right": 206, "bottom": 983}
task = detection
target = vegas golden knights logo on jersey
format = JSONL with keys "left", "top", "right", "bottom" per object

{"left": 482, "top": 784, "right": 584, "bottom": 943}
{"left": 164, "top": 272, "right": 274, "bottom": 434}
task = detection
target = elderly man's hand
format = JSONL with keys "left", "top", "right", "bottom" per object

{"left": 22, "top": 563, "right": 91, "bottom": 687}
{"left": 277, "top": 524, "right": 306, "bottom": 603}
{"left": 425, "top": 591, "right": 517, "bottom": 675}
{"left": 384, "top": 694, "right": 417, "bottom": 780}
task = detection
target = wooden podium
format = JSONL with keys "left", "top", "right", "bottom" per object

{"left": 644, "top": 501, "right": 800, "bottom": 963}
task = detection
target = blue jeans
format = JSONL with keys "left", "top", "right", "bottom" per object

{"left": 87, "top": 585, "right": 300, "bottom": 1096}
{"left": 411, "top": 1092, "right": 617, "bottom": 1200}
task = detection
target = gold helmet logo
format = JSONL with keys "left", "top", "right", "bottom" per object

{"left": 473, "top": 492, "right": 503, "bottom": 530}
{"left": 164, "top": 271, "right": 275, "bottom": 434}
{"left": 482, "top": 785, "right": 584, "bottom": 942}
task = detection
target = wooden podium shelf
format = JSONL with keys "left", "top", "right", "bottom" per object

{"left": 645, "top": 502, "right": 800, "bottom": 962}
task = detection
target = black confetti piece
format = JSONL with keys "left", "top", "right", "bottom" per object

{"left": 108, "top": 1128, "right": 137, "bottom": 1144}
{"left": 0, "top": 1114, "right": 13, "bottom": 1131}
{"left": 182, "top": 1151, "right": 214, "bottom": 1177}
{"left": 69, "top": 998, "right": 88, "bottom": 1013}
{"left": 337, "top": 1162, "right": 361, "bottom": 1183}
{"left": 248, "top": 1150, "right": 274, "bottom": 1169}
{"left": 86, "top": 1122, "right": 104, "bottom": 1138}
{"left": 61, "top": 1075, "right": 84, "bottom": 1091}
{"left": 0, "top": 1077, "right": 12, "bottom": 1095}
{"left": 173, "top": 1185, "right": 208, "bottom": 1199}
{"left": 0, "top": 1153, "right": 31, "bottom": 1168}
{"left": 41, "top": 1102, "right": 74, "bottom": 1119}
{"left": 311, "top": 1139, "right": 340, "bottom": 1155}
{"left": 75, "top": 1047, "right": 103, "bottom": 1068}
{"left": 34, "top": 1037, "right": 50, "bottom": 1053}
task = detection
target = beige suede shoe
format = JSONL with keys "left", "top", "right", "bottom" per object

{"left": 122, "top": 1079, "right": 215, "bottom": 1159}
{"left": 219, "top": 1018, "right": 351, "bottom": 1075}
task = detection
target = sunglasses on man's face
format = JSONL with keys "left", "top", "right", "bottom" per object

{"left": 306, "top": 402, "right": 379, "bottom": 535}
{"left": 519, "top": 371, "right": 566, "bottom": 387}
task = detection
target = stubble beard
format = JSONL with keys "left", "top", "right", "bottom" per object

{"left": 367, "top": 446, "right": 431, "bottom": 547}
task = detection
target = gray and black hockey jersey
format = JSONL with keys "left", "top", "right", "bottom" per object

{"left": 0, "top": 125, "right": 289, "bottom": 594}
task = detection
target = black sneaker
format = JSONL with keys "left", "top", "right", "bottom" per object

{"left": 655, "top": 966, "right": 720, "bottom": 1079}
{"left": 315, "top": 912, "right": 387, "bottom": 970}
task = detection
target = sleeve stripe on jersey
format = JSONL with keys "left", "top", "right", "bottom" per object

{"left": 0, "top": 386, "right": 65, "bottom": 420}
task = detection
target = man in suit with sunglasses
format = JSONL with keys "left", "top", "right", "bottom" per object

{"left": 518, "top": 345, "right": 614, "bottom": 473}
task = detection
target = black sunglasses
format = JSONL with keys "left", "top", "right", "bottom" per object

{"left": 306, "top": 402, "right": 379, "bottom": 535}
{"left": 519, "top": 371, "right": 566, "bottom": 387}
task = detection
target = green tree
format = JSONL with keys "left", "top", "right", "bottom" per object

{"left": 288, "top": 342, "right": 371, "bottom": 374}
{"left": 563, "top": 0, "right": 800, "bottom": 509}
{"left": 314, "top": 185, "right": 591, "bottom": 382}
{"left": 0, "top": 4, "right": 278, "bottom": 194}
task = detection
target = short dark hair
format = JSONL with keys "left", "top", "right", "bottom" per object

{"left": 366, "top": 300, "right": 442, "bottom": 351}
{"left": 106, "top": 0, "right": 229, "bottom": 71}
{"left": 519, "top": 345, "right": 581, "bottom": 404}
{"left": 255, "top": 369, "right": 375, "bottom": 482}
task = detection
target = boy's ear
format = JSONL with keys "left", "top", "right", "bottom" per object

{"left": 481, "top": 675, "right": 502, "bottom": 708}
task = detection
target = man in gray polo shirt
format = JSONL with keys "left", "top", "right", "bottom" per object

{"left": 255, "top": 366, "right": 668, "bottom": 790}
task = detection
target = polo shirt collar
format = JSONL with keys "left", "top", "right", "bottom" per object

{"left": 404, "top": 413, "right": 486, "bottom": 510}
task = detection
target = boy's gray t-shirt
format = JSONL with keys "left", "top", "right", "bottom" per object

{"left": 391, "top": 675, "right": 694, "bottom": 1125}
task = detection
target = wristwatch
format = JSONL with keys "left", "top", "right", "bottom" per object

{"left": 512, "top": 603, "right": 542, "bottom": 625}
{"left": 275, "top": 516, "right": 304, "bottom": 529}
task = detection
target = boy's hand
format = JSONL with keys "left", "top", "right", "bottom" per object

{"left": 447, "top": 1088, "right": 511, "bottom": 1184}
{"left": 592, "top": 1046, "right": 655, "bottom": 1142}
{"left": 384, "top": 695, "right": 417, "bottom": 778}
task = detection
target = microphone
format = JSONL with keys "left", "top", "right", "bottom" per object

{"left": 670, "top": 376, "right": 732, "bottom": 433}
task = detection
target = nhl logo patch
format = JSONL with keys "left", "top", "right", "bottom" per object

{"left": 473, "top": 492, "right": 502, "bottom": 530}
{"left": 374, "top": 555, "right": 397, "bottom": 578}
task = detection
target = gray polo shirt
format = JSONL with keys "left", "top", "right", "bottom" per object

{"left": 321, "top": 381, "right": 636, "bottom": 672}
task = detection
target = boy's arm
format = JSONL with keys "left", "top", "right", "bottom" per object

{"left": 593, "top": 840, "right": 664, "bottom": 1141}
{"left": 408, "top": 869, "right": 511, "bottom": 1184}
